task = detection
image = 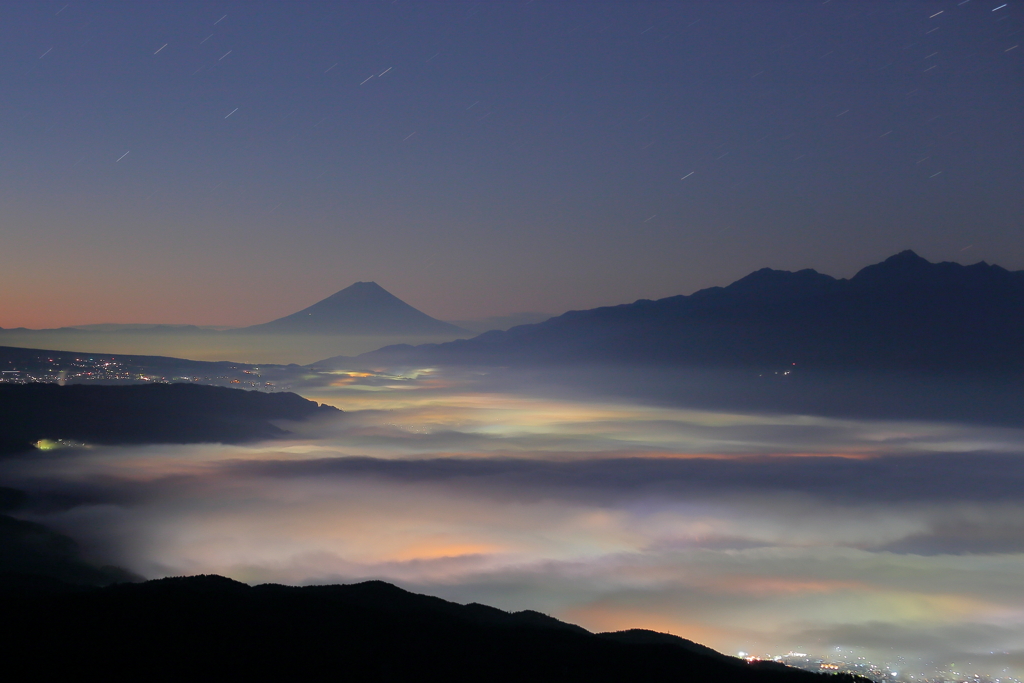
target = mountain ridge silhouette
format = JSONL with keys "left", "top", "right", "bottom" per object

{"left": 0, "top": 572, "right": 864, "bottom": 682}
{"left": 325, "top": 251, "right": 1024, "bottom": 374}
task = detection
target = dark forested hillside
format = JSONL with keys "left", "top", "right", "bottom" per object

{"left": 0, "top": 383, "right": 339, "bottom": 454}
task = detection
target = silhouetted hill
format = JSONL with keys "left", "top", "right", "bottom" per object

{"left": 0, "top": 573, "right": 863, "bottom": 682}
{"left": 0, "top": 514, "right": 140, "bottom": 586}
{"left": 0, "top": 383, "right": 339, "bottom": 455}
{"left": 333, "top": 252, "right": 1024, "bottom": 375}
{"left": 240, "top": 281, "right": 466, "bottom": 335}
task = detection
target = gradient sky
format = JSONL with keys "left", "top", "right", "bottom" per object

{"left": 1, "top": 0, "right": 1021, "bottom": 327}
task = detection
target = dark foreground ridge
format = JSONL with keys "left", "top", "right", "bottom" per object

{"left": 0, "top": 574, "right": 863, "bottom": 683}
{"left": 334, "top": 251, "right": 1024, "bottom": 375}
{"left": 0, "top": 383, "right": 339, "bottom": 455}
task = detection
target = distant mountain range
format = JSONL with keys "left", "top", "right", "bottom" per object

{"left": 0, "top": 282, "right": 469, "bottom": 341}
{"left": 0, "top": 573, "right": 860, "bottom": 682}
{"left": 238, "top": 281, "right": 466, "bottom": 336}
{"left": 65, "top": 323, "right": 230, "bottom": 333}
{"left": 447, "top": 311, "right": 553, "bottom": 334}
{"left": 333, "top": 251, "right": 1024, "bottom": 375}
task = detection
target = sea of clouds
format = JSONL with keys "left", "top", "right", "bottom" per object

{"left": 3, "top": 366, "right": 1024, "bottom": 678}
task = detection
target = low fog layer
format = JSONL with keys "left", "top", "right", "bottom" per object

{"left": 3, "top": 367, "right": 1024, "bottom": 678}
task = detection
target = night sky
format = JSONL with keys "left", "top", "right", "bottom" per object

{"left": 2, "top": 0, "right": 1021, "bottom": 328}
